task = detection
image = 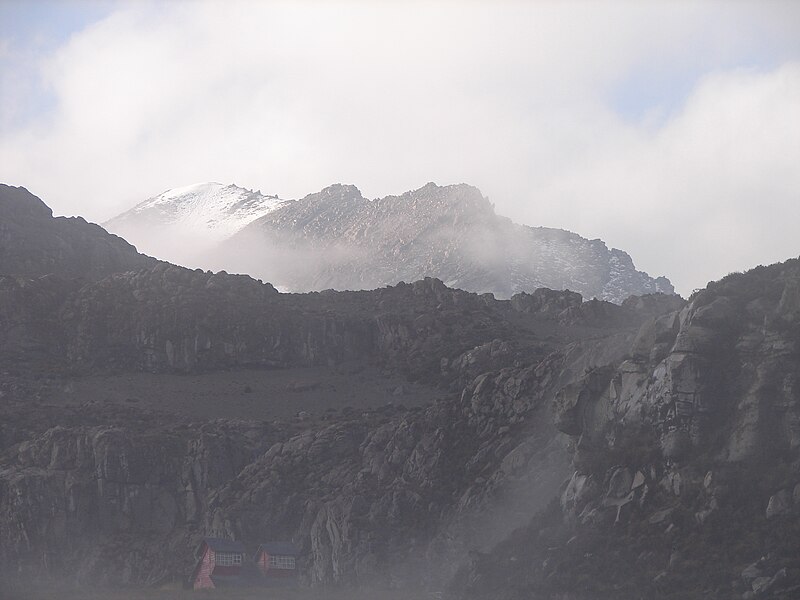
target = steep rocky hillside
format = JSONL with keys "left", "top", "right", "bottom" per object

{"left": 0, "top": 184, "right": 156, "bottom": 279}
{"left": 451, "top": 259, "right": 800, "bottom": 600}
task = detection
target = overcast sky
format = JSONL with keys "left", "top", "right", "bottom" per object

{"left": 1, "top": 0, "right": 799, "bottom": 295}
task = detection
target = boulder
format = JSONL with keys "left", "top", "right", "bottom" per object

{"left": 741, "top": 558, "right": 764, "bottom": 582}
{"left": 661, "top": 429, "right": 692, "bottom": 461}
{"left": 765, "top": 490, "right": 792, "bottom": 519}
{"left": 607, "top": 467, "right": 633, "bottom": 499}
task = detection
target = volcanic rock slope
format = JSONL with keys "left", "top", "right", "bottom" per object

{"left": 108, "top": 181, "right": 673, "bottom": 302}
{"left": 2, "top": 187, "right": 798, "bottom": 600}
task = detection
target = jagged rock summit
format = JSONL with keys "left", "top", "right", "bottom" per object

{"left": 108, "top": 181, "right": 674, "bottom": 303}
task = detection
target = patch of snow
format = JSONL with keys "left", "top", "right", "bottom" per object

{"left": 106, "top": 182, "right": 288, "bottom": 243}
{"left": 156, "top": 182, "right": 225, "bottom": 202}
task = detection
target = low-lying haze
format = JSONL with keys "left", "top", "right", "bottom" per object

{"left": 1, "top": 0, "right": 800, "bottom": 295}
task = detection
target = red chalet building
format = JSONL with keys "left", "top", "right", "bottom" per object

{"left": 191, "top": 538, "right": 246, "bottom": 590}
{"left": 190, "top": 538, "right": 301, "bottom": 590}
{"left": 255, "top": 542, "right": 301, "bottom": 580}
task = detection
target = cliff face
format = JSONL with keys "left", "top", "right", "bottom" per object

{"left": 453, "top": 259, "right": 800, "bottom": 600}
{"left": 0, "top": 410, "right": 281, "bottom": 585}
{"left": 49, "top": 267, "right": 521, "bottom": 378}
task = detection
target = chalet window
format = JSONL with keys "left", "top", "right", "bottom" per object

{"left": 268, "top": 555, "right": 296, "bottom": 569}
{"left": 216, "top": 552, "right": 242, "bottom": 566}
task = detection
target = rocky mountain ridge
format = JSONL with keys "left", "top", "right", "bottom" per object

{"left": 107, "top": 181, "right": 674, "bottom": 303}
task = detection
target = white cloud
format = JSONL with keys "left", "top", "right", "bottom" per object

{"left": 1, "top": 0, "right": 799, "bottom": 295}
{"left": 523, "top": 64, "right": 800, "bottom": 294}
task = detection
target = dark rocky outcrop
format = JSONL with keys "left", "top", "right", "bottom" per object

{"left": 0, "top": 184, "right": 157, "bottom": 280}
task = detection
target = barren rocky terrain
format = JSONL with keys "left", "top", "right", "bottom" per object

{"left": 1, "top": 184, "right": 799, "bottom": 599}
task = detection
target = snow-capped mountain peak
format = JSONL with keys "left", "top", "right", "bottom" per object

{"left": 105, "top": 182, "right": 288, "bottom": 245}
{"left": 145, "top": 181, "right": 226, "bottom": 204}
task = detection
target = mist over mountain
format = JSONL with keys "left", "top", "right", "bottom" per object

{"left": 2, "top": 186, "right": 799, "bottom": 600}
{"left": 107, "top": 181, "right": 674, "bottom": 303}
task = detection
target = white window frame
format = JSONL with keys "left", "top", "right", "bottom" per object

{"left": 268, "top": 555, "right": 296, "bottom": 569}
{"left": 216, "top": 552, "right": 242, "bottom": 567}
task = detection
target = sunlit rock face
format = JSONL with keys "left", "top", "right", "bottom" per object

{"left": 552, "top": 261, "right": 800, "bottom": 464}
{"left": 107, "top": 181, "right": 673, "bottom": 303}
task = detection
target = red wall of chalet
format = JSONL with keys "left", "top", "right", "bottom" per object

{"left": 193, "top": 547, "right": 215, "bottom": 590}
{"left": 193, "top": 545, "right": 244, "bottom": 589}
{"left": 258, "top": 552, "right": 269, "bottom": 574}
